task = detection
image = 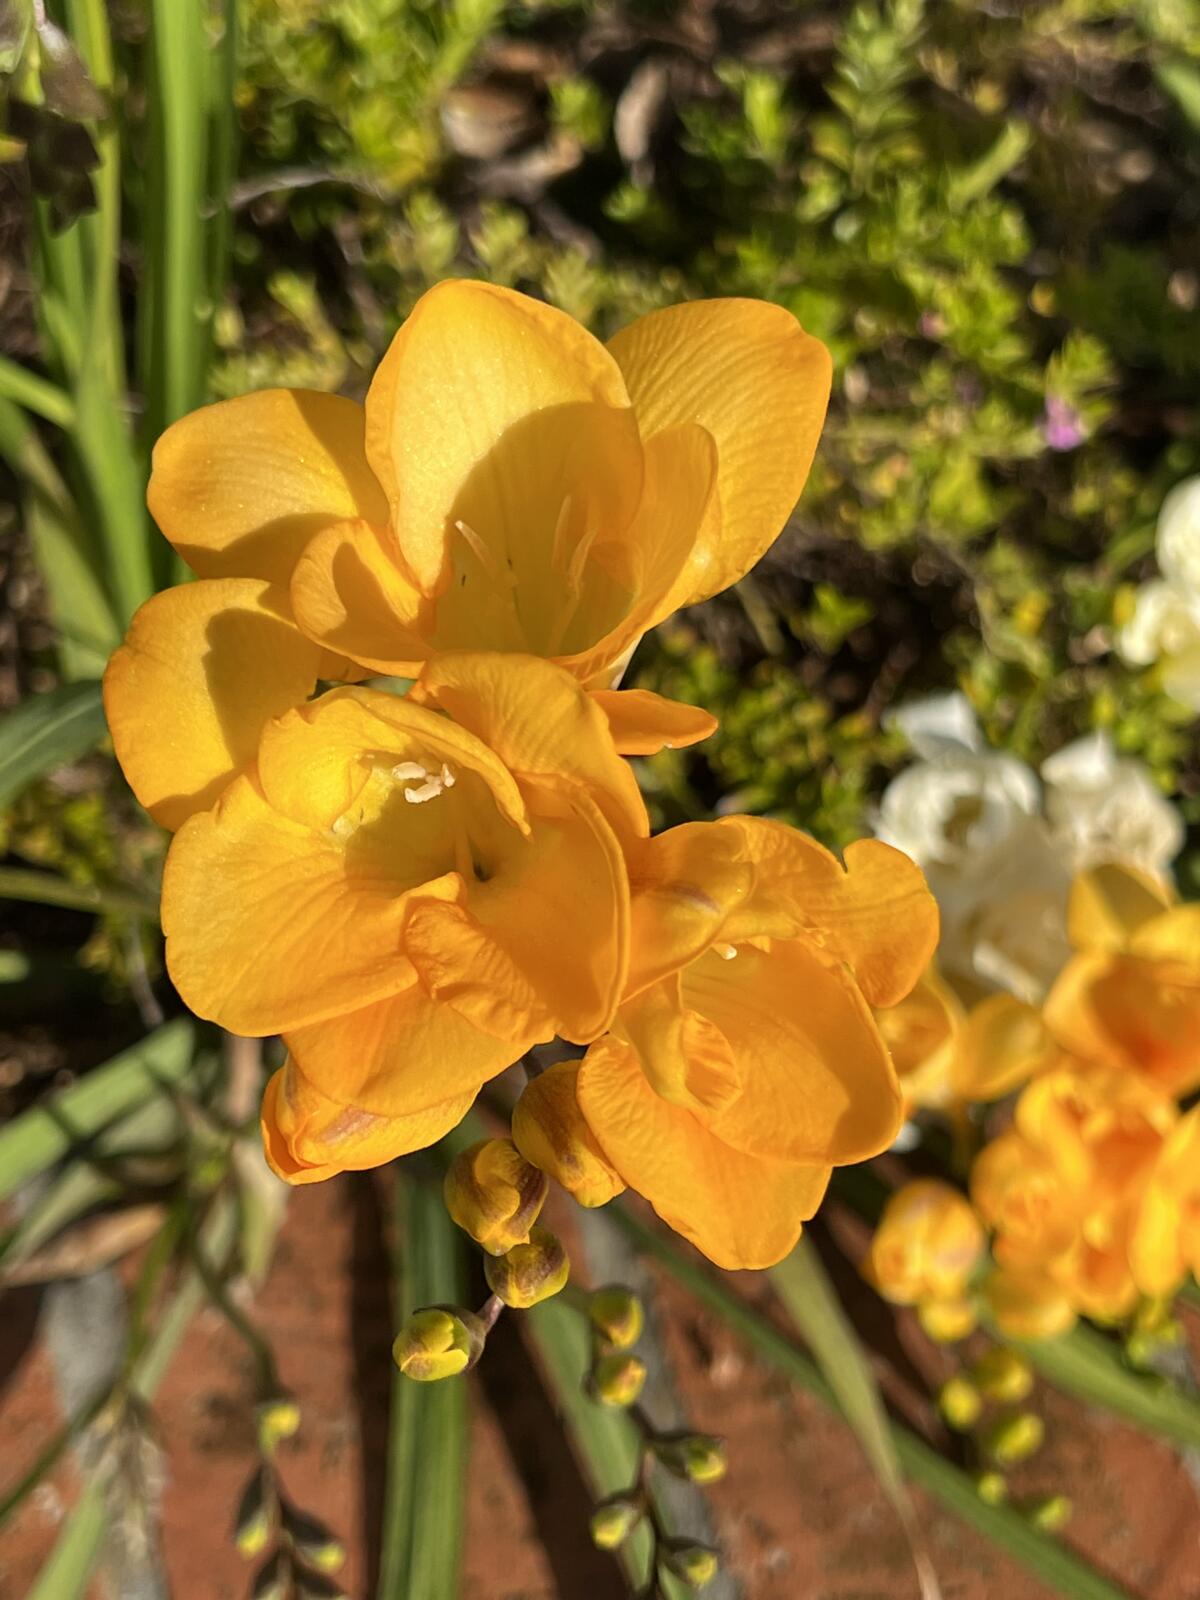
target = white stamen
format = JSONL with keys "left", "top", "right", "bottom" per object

{"left": 404, "top": 777, "right": 445, "bottom": 804}
{"left": 440, "top": 763, "right": 456, "bottom": 788}
{"left": 717, "top": 943, "right": 738, "bottom": 961}
{"left": 391, "top": 761, "right": 428, "bottom": 781}
{"left": 332, "top": 814, "right": 356, "bottom": 839}
{"left": 455, "top": 519, "right": 517, "bottom": 588}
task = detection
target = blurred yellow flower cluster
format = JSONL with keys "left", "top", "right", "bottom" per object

{"left": 106, "top": 279, "right": 940, "bottom": 1271}
{"left": 867, "top": 858, "right": 1200, "bottom": 1339}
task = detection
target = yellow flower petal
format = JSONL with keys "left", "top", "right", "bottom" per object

{"left": 686, "top": 940, "right": 903, "bottom": 1165}
{"left": 577, "top": 1035, "right": 830, "bottom": 1271}
{"left": 624, "top": 823, "right": 758, "bottom": 996}
{"left": 412, "top": 651, "right": 647, "bottom": 844}
{"left": 103, "top": 578, "right": 324, "bottom": 831}
{"left": 284, "top": 980, "right": 528, "bottom": 1119}
{"left": 365, "top": 279, "right": 639, "bottom": 599}
{"left": 401, "top": 896, "right": 555, "bottom": 1044}
{"left": 289, "top": 517, "right": 429, "bottom": 675}
{"left": 1066, "top": 861, "right": 1174, "bottom": 953}
{"left": 589, "top": 689, "right": 717, "bottom": 755}
{"left": 1045, "top": 950, "right": 1200, "bottom": 1095}
{"left": 983, "top": 1267, "right": 1076, "bottom": 1341}
{"left": 511, "top": 1059, "right": 625, "bottom": 1207}
{"left": 952, "top": 993, "right": 1054, "bottom": 1103}
{"left": 149, "top": 390, "right": 388, "bottom": 584}
{"left": 1130, "top": 1107, "right": 1200, "bottom": 1297}
{"left": 261, "top": 1059, "right": 474, "bottom": 1185}
{"left": 606, "top": 298, "right": 831, "bottom": 608}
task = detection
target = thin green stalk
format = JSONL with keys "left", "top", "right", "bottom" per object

{"left": 0, "top": 357, "right": 75, "bottom": 427}
{"left": 0, "top": 865, "right": 159, "bottom": 921}
{"left": 610, "top": 1206, "right": 1135, "bottom": 1600}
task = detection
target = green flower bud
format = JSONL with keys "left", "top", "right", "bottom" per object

{"left": 1027, "top": 1494, "right": 1072, "bottom": 1532}
{"left": 937, "top": 1375, "right": 983, "bottom": 1432}
{"left": 654, "top": 1432, "right": 727, "bottom": 1484}
{"left": 234, "top": 1465, "right": 276, "bottom": 1559}
{"left": 393, "top": 1305, "right": 486, "bottom": 1381}
{"left": 444, "top": 1138, "right": 548, "bottom": 1255}
{"left": 282, "top": 1505, "right": 345, "bottom": 1573}
{"left": 484, "top": 1227, "right": 569, "bottom": 1309}
{"left": 256, "top": 1394, "right": 301, "bottom": 1456}
{"left": 973, "top": 1470, "right": 1008, "bottom": 1506}
{"left": 589, "top": 1494, "right": 643, "bottom": 1550}
{"left": 294, "top": 1569, "right": 349, "bottom": 1600}
{"left": 971, "top": 1348, "right": 1033, "bottom": 1405}
{"left": 663, "top": 1541, "right": 720, "bottom": 1589}
{"left": 590, "top": 1352, "right": 647, "bottom": 1408}
{"left": 982, "top": 1411, "right": 1045, "bottom": 1467}
{"left": 588, "top": 1286, "right": 644, "bottom": 1350}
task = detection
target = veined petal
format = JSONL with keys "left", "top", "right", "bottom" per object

{"left": 577, "top": 1035, "right": 830, "bottom": 1271}
{"left": 103, "top": 578, "right": 324, "bottom": 831}
{"left": 590, "top": 689, "right": 717, "bottom": 756}
{"left": 284, "top": 980, "right": 528, "bottom": 1118}
{"left": 607, "top": 298, "right": 831, "bottom": 608}
{"left": 723, "top": 821, "right": 939, "bottom": 1007}
{"left": 402, "top": 897, "right": 554, "bottom": 1043}
{"left": 290, "top": 517, "right": 430, "bottom": 675}
{"left": 687, "top": 940, "right": 904, "bottom": 1164}
{"left": 149, "top": 390, "right": 388, "bottom": 584}
{"left": 162, "top": 775, "right": 459, "bottom": 1035}
{"left": 616, "top": 974, "right": 741, "bottom": 1115}
{"left": 624, "top": 823, "right": 757, "bottom": 996}
{"left": 365, "top": 279, "right": 638, "bottom": 598}
{"left": 261, "top": 1059, "right": 474, "bottom": 1185}
{"left": 411, "top": 652, "right": 647, "bottom": 844}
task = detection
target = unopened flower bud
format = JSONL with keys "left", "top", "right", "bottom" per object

{"left": 588, "top": 1286, "right": 644, "bottom": 1350}
{"left": 1026, "top": 1494, "right": 1072, "bottom": 1532}
{"left": 937, "top": 1375, "right": 982, "bottom": 1431}
{"left": 393, "top": 1306, "right": 486, "bottom": 1380}
{"left": 971, "top": 1347, "right": 1033, "bottom": 1405}
{"left": 512, "top": 1061, "right": 624, "bottom": 1207}
{"left": 294, "top": 1570, "right": 348, "bottom": 1600}
{"left": 590, "top": 1351, "right": 647, "bottom": 1408}
{"left": 444, "top": 1139, "right": 548, "bottom": 1255}
{"left": 589, "top": 1494, "right": 643, "bottom": 1550}
{"left": 982, "top": 1411, "right": 1045, "bottom": 1466}
{"left": 484, "top": 1227, "right": 569, "bottom": 1308}
{"left": 654, "top": 1432, "right": 727, "bottom": 1484}
{"left": 251, "top": 1551, "right": 288, "bottom": 1600}
{"left": 918, "top": 1296, "right": 977, "bottom": 1343}
{"left": 256, "top": 1394, "right": 301, "bottom": 1456}
{"left": 282, "top": 1506, "right": 345, "bottom": 1573}
{"left": 663, "top": 1541, "right": 720, "bottom": 1589}
{"left": 235, "top": 1465, "right": 276, "bottom": 1558}
{"left": 974, "top": 1470, "right": 1008, "bottom": 1506}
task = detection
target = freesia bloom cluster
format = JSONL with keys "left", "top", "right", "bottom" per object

{"left": 1119, "top": 475, "right": 1200, "bottom": 710}
{"left": 868, "top": 863, "right": 1200, "bottom": 1340}
{"left": 105, "top": 279, "right": 939, "bottom": 1272}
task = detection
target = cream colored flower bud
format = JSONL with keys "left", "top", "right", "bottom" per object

{"left": 512, "top": 1062, "right": 625, "bottom": 1207}
{"left": 444, "top": 1138, "right": 548, "bottom": 1255}
{"left": 484, "top": 1227, "right": 569, "bottom": 1308}
{"left": 393, "top": 1306, "right": 486, "bottom": 1381}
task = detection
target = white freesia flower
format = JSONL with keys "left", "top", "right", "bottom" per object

{"left": 1119, "top": 476, "right": 1200, "bottom": 709}
{"left": 875, "top": 693, "right": 1181, "bottom": 1002}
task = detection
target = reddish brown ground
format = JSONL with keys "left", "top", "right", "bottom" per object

{"left": 2, "top": 1177, "right": 1198, "bottom": 1600}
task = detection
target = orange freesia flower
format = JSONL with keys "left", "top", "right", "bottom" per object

{"left": 865, "top": 1179, "right": 986, "bottom": 1325}
{"left": 106, "top": 282, "right": 830, "bottom": 813}
{"left": 156, "top": 654, "right": 643, "bottom": 1182}
{"left": 1129, "top": 1105, "right": 1200, "bottom": 1298}
{"left": 1045, "top": 862, "right": 1200, "bottom": 1096}
{"left": 555, "top": 818, "right": 938, "bottom": 1269}
{"left": 971, "top": 1063, "right": 1177, "bottom": 1333}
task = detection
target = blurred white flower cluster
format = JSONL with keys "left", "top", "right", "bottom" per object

{"left": 875, "top": 693, "right": 1181, "bottom": 1004}
{"left": 1119, "top": 476, "right": 1200, "bottom": 708}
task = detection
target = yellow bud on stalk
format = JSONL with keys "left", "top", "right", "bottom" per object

{"left": 589, "top": 1494, "right": 643, "bottom": 1550}
{"left": 918, "top": 1296, "right": 977, "bottom": 1343}
{"left": 1027, "top": 1494, "right": 1073, "bottom": 1532}
{"left": 512, "top": 1061, "right": 625, "bottom": 1207}
{"left": 283, "top": 1506, "right": 346, "bottom": 1574}
{"left": 256, "top": 1394, "right": 301, "bottom": 1456}
{"left": 588, "top": 1286, "right": 644, "bottom": 1350}
{"left": 937, "top": 1375, "right": 983, "bottom": 1431}
{"left": 971, "top": 1347, "right": 1034, "bottom": 1405}
{"left": 234, "top": 1465, "right": 276, "bottom": 1559}
{"left": 250, "top": 1551, "right": 288, "bottom": 1600}
{"left": 973, "top": 1470, "right": 1008, "bottom": 1506}
{"left": 655, "top": 1433, "right": 727, "bottom": 1484}
{"left": 484, "top": 1227, "right": 570, "bottom": 1308}
{"left": 982, "top": 1411, "right": 1045, "bottom": 1467}
{"left": 664, "top": 1541, "right": 720, "bottom": 1589}
{"left": 444, "top": 1138, "right": 548, "bottom": 1255}
{"left": 295, "top": 1569, "right": 349, "bottom": 1600}
{"left": 393, "top": 1306, "right": 486, "bottom": 1381}
{"left": 590, "top": 1351, "right": 647, "bottom": 1408}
